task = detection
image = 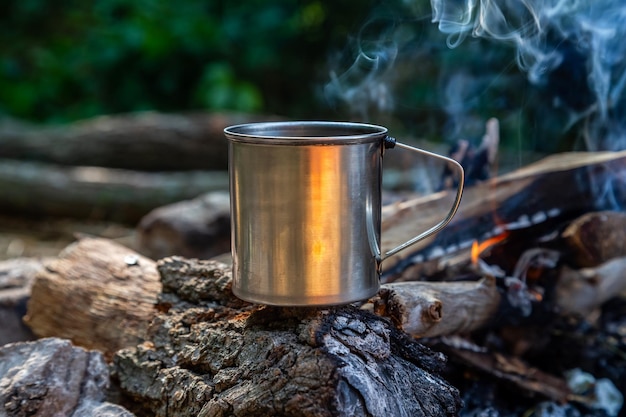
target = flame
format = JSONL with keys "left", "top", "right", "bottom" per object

{"left": 471, "top": 231, "right": 510, "bottom": 264}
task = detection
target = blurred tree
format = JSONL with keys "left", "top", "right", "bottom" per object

{"left": 0, "top": 0, "right": 371, "bottom": 123}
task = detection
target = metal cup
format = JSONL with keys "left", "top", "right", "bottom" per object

{"left": 225, "top": 121, "right": 464, "bottom": 306}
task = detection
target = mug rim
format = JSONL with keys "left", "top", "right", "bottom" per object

{"left": 224, "top": 121, "right": 388, "bottom": 145}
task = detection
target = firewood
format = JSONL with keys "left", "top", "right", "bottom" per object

{"left": 562, "top": 211, "right": 626, "bottom": 267}
{"left": 114, "top": 257, "right": 462, "bottom": 417}
{"left": 0, "top": 337, "right": 134, "bottom": 416}
{"left": 23, "top": 237, "right": 161, "bottom": 359}
{"left": 0, "top": 257, "right": 46, "bottom": 345}
{"left": 556, "top": 256, "right": 626, "bottom": 316}
{"left": 381, "top": 151, "right": 626, "bottom": 279}
{"left": 136, "top": 191, "right": 231, "bottom": 260}
{"left": 369, "top": 276, "right": 501, "bottom": 338}
{"left": 437, "top": 343, "right": 571, "bottom": 403}
{"left": 0, "top": 111, "right": 281, "bottom": 171}
{"left": 0, "top": 159, "right": 228, "bottom": 223}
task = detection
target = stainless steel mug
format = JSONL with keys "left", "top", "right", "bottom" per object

{"left": 225, "top": 121, "right": 464, "bottom": 306}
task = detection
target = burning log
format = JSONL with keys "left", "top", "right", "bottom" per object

{"left": 23, "top": 237, "right": 161, "bottom": 359}
{"left": 369, "top": 277, "right": 501, "bottom": 338}
{"left": 382, "top": 150, "right": 626, "bottom": 279}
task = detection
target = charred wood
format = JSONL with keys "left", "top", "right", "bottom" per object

{"left": 382, "top": 151, "right": 626, "bottom": 281}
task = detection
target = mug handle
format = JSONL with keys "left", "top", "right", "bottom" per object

{"left": 379, "top": 136, "right": 465, "bottom": 262}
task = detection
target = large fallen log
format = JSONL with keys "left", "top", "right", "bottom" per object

{"left": 114, "top": 257, "right": 462, "bottom": 417}
{"left": 0, "top": 111, "right": 280, "bottom": 171}
{"left": 381, "top": 151, "right": 626, "bottom": 279}
{"left": 0, "top": 159, "right": 228, "bottom": 223}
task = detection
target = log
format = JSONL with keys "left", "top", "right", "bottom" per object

{"left": 0, "top": 111, "right": 281, "bottom": 171}
{"left": 369, "top": 277, "right": 501, "bottom": 338}
{"left": 136, "top": 191, "right": 231, "bottom": 260}
{"left": 381, "top": 151, "right": 626, "bottom": 280}
{"left": 23, "top": 237, "right": 161, "bottom": 360}
{"left": 0, "top": 257, "right": 46, "bottom": 345}
{"left": 114, "top": 257, "right": 462, "bottom": 417}
{"left": 0, "top": 337, "right": 134, "bottom": 416}
{"left": 0, "top": 159, "right": 228, "bottom": 223}
{"left": 562, "top": 211, "right": 626, "bottom": 267}
{"left": 556, "top": 256, "right": 626, "bottom": 316}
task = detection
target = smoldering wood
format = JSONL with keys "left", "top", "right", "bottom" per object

{"left": 368, "top": 277, "right": 501, "bottom": 339}
{"left": 0, "top": 111, "right": 280, "bottom": 171}
{"left": 562, "top": 210, "right": 626, "bottom": 267}
{"left": 23, "top": 237, "right": 161, "bottom": 360}
{"left": 381, "top": 151, "right": 626, "bottom": 280}
{"left": 0, "top": 158, "right": 228, "bottom": 223}
{"left": 136, "top": 191, "right": 231, "bottom": 260}
{"left": 114, "top": 257, "right": 462, "bottom": 417}
{"left": 0, "top": 337, "right": 134, "bottom": 416}
{"left": 0, "top": 257, "right": 46, "bottom": 345}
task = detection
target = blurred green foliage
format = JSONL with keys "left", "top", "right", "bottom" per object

{"left": 0, "top": 0, "right": 370, "bottom": 123}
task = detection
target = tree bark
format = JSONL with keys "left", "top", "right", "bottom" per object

{"left": 113, "top": 256, "right": 462, "bottom": 417}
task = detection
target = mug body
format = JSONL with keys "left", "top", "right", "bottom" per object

{"left": 225, "top": 121, "right": 386, "bottom": 306}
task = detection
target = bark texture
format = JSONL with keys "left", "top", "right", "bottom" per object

{"left": 113, "top": 257, "right": 462, "bottom": 417}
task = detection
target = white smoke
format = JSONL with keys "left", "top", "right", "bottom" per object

{"left": 430, "top": 0, "right": 626, "bottom": 151}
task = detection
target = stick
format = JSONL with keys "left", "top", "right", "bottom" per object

{"left": 370, "top": 276, "right": 501, "bottom": 338}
